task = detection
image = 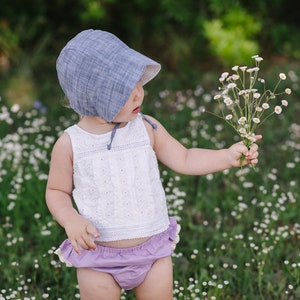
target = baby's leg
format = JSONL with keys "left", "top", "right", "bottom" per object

{"left": 134, "top": 256, "right": 173, "bottom": 300}
{"left": 77, "top": 268, "right": 122, "bottom": 300}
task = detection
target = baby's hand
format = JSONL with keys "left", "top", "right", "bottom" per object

{"left": 64, "top": 215, "right": 100, "bottom": 254}
{"left": 228, "top": 135, "right": 262, "bottom": 167}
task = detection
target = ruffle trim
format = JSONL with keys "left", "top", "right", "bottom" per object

{"left": 171, "top": 223, "right": 181, "bottom": 250}
{"left": 54, "top": 248, "right": 73, "bottom": 267}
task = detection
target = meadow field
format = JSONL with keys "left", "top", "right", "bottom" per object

{"left": 0, "top": 62, "right": 299, "bottom": 299}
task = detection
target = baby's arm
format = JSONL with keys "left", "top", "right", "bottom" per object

{"left": 46, "top": 133, "right": 99, "bottom": 254}
{"left": 145, "top": 116, "right": 261, "bottom": 175}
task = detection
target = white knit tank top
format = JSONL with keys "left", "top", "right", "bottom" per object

{"left": 65, "top": 114, "right": 170, "bottom": 241}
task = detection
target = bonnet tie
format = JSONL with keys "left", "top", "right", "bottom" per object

{"left": 140, "top": 113, "right": 158, "bottom": 130}
{"left": 107, "top": 122, "right": 121, "bottom": 150}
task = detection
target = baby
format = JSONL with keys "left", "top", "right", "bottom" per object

{"left": 46, "top": 29, "right": 261, "bottom": 300}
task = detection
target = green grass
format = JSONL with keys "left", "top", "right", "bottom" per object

{"left": 0, "top": 65, "right": 300, "bottom": 299}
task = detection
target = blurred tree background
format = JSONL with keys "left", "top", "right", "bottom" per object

{"left": 0, "top": 0, "right": 299, "bottom": 108}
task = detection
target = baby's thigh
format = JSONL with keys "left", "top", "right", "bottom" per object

{"left": 134, "top": 256, "right": 173, "bottom": 300}
{"left": 77, "top": 268, "right": 122, "bottom": 300}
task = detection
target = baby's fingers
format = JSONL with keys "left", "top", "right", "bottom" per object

{"left": 245, "top": 144, "right": 259, "bottom": 165}
{"left": 246, "top": 143, "right": 258, "bottom": 156}
{"left": 86, "top": 223, "right": 100, "bottom": 239}
{"left": 83, "top": 224, "right": 100, "bottom": 250}
{"left": 71, "top": 236, "right": 95, "bottom": 254}
{"left": 254, "top": 134, "right": 263, "bottom": 142}
{"left": 246, "top": 135, "right": 262, "bottom": 156}
{"left": 70, "top": 239, "right": 82, "bottom": 255}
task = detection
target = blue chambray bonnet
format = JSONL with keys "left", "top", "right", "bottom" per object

{"left": 56, "top": 29, "right": 161, "bottom": 122}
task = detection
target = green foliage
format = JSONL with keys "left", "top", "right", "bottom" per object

{"left": 1, "top": 0, "right": 300, "bottom": 91}
{"left": 203, "top": 6, "right": 261, "bottom": 66}
{"left": 1, "top": 64, "right": 300, "bottom": 299}
{"left": 0, "top": 23, "right": 19, "bottom": 71}
{"left": 79, "top": 0, "right": 113, "bottom": 23}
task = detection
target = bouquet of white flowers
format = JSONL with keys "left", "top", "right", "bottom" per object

{"left": 210, "top": 55, "right": 292, "bottom": 166}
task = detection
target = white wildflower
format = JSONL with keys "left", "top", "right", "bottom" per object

{"left": 247, "top": 67, "right": 259, "bottom": 73}
{"left": 221, "top": 72, "right": 229, "bottom": 78}
{"left": 227, "top": 83, "right": 237, "bottom": 89}
{"left": 274, "top": 106, "right": 282, "bottom": 114}
{"left": 224, "top": 97, "right": 233, "bottom": 106}
{"left": 262, "top": 103, "right": 270, "bottom": 109}
{"left": 254, "top": 56, "right": 263, "bottom": 62}
{"left": 281, "top": 100, "right": 288, "bottom": 106}
{"left": 232, "top": 74, "right": 239, "bottom": 80}
{"left": 239, "top": 128, "right": 247, "bottom": 134}
{"left": 238, "top": 117, "right": 246, "bottom": 125}
{"left": 11, "top": 104, "right": 20, "bottom": 113}
{"left": 247, "top": 134, "right": 256, "bottom": 143}
{"left": 279, "top": 73, "right": 286, "bottom": 80}
{"left": 285, "top": 88, "right": 291, "bottom": 94}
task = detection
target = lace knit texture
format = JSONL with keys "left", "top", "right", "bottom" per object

{"left": 66, "top": 114, "right": 169, "bottom": 241}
